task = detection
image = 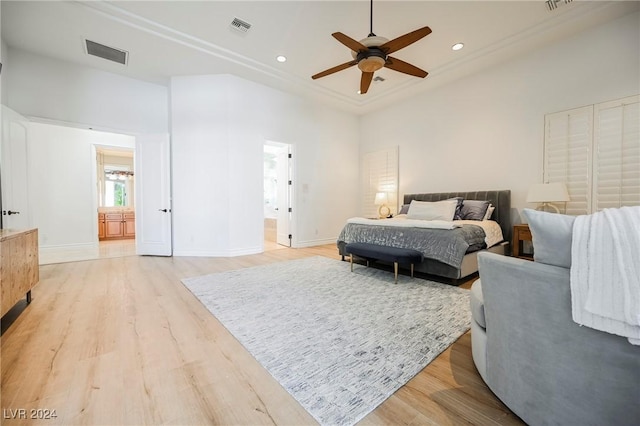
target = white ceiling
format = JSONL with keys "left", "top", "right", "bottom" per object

{"left": 2, "top": 1, "right": 638, "bottom": 114}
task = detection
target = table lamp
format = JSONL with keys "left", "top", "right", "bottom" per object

{"left": 374, "top": 192, "right": 390, "bottom": 218}
{"left": 526, "top": 182, "right": 570, "bottom": 213}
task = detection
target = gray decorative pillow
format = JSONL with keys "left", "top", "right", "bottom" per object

{"left": 398, "top": 204, "right": 410, "bottom": 215}
{"left": 447, "top": 197, "right": 464, "bottom": 220}
{"left": 522, "top": 208, "right": 575, "bottom": 268}
{"left": 460, "top": 200, "right": 490, "bottom": 221}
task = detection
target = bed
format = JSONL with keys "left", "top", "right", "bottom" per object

{"left": 337, "top": 190, "right": 511, "bottom": 282}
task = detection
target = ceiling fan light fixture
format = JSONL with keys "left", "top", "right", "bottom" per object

{"left": 359, "top": 35, "right": 389, "bottom": 48}
{"left": 311, "top": 0, "right": 430, "bottom": 93}
{"left": 358, "top": 56, "right": 385, "bottom": 73}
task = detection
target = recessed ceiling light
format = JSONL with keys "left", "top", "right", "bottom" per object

{"left": 276, "top": 55, "right": 287, "bottom": 63}
{"left": 452, "top": 43, "right": 464, "bottom": 51}
{"left": 357, "top": 90, "right": 361, "bottom": 95}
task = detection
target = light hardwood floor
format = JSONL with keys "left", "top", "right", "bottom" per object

{"left": 1, "top": 244, "right": 524, "bottom": 425}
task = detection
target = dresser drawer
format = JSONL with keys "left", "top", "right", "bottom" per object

{"left": 105, "top": 213, "right": 123, "bottom": 220}
{"left": 516, "top": 227, "right": 532, "bottom": 240}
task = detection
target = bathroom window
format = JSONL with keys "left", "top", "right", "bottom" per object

{"left": 102, "top": 168, "right": 134, "bottom": 207}
{"left": 104, "top": 179, "right": 127, "bottom": 207}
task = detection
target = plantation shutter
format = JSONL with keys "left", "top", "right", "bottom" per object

{"left": 593, "top": 95, "right": 640, "bottom": 211}
{"left": 544, "top": 105, "right": 593, "bottom": 215}
{"left": 543, "top": 95, "right": 639, "bottom": 215}
{"left": 361, "top": 147, "right": 398, "bottom": 218}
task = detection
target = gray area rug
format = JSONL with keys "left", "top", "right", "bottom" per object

{"left": 181, "top": 256, "right": 471, "bottom": 426}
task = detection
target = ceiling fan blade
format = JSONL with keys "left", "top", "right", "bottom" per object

{"left": 379, "top": 26, "right": 432, "bottom": 54}
{"left": 332, "top": 32, "right": 368, "bottom": 52}
{"left": 385, "top": 56, "right": 428, "bottom": 78}
{"left": 360, "top": 72, "right": 374, "bottom": 94}
{"left": 311, "top": 60, "right": 357, "bottom": 80}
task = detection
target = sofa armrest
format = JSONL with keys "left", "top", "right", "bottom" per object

{"left": 470, "top": 279, "right": 486, "bottom": 329}
{"left": 477, "top": 252, "right": 640, "bottom": 426}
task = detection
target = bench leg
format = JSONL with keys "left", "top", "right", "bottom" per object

{"left": 394, "top": 262, "right": 399, "bottom": 284}
{"left": 411, "top": 264, "right": 414, "bottom": 278}
{"left": 350, "top": 254, "right": 353, "bottom": 272}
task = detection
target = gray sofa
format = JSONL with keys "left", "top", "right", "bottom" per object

{"left": 471, "top": 251, "right": 640, "bottom": 426}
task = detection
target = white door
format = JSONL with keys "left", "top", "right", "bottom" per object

{"left": 1, "top": 110, "right": 30, "bottom": 230}
{"left": 135, "top": 134, "right": 172, "bottom": 256}
{"left": 276, "top": 146, "right": 291, "bottom": 247}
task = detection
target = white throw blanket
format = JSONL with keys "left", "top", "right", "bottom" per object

{"left": 570, "top": 206, "right": 640, "bottom": 345}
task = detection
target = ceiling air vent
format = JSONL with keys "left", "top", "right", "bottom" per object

{"left": 85, "top": 40, "right": 128, "bottom": 65}
{"left": 230, "top": 17, "right": 251, "bottom": 34}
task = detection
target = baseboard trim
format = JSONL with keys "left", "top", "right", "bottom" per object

{"left": 173, "top": 246, "right": 263, "bottom": 257}
{"left": 294, "top": 237, "right": 337, "bottom": 248}
{"left": 39, "top": 242, "right": 99, "bottom": 265}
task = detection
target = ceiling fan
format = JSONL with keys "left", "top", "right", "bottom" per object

{"left": 311, "top": 0, "right": 431, "bottom": 94}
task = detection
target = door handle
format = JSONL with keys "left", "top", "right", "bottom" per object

{"left": 7, "top": 210, "right": 20, "bottom": 215}
{"left": 158, "top": 208, "right": 169, "bottom": 213}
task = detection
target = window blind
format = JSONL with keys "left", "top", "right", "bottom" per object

{"left": 361, "top": 147, "right": 398, "bottom": 218}
{"left": 593, "top": 96, "right": 640, "bottom": 210}
{"left": 543, "top": 95, "right": 639, "bottom": 215}
{"left": 544, "top": 105, "right": 593, "bottom": 215}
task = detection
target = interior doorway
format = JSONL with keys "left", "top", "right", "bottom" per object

{"left": 263, "top": 141, "right": 292, "bottom": 250}
{"left": 95, "top": 146, "right": 136, "bottom": 259}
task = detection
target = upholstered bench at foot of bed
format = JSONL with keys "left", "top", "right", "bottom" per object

{"left": 344, "top": 242, "right": 424, "bottom": 284}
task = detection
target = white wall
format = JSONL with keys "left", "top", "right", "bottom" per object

{"left": 28, "top": 122, "right": 135, "bottom": 249}
{"left": 0, "top": 2, "right": 4, "bottom": 107}
{"left": 360, "top": 11, "right": 640, "bottom": 224}
{"left": 171, "top": 74, "right": 359, "bottom": 256}
{"left": 1, "top": 35, "right": 6, "bottom": 107}
{"left": 0, "top": 38, "right": 6, "bottom": 167}
{"left": 6, "top": 48, "right": 168, "bottom": 134}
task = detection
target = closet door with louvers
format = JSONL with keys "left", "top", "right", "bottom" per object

{"left": 593, "top": 95, "right": 640, "bottom": 211}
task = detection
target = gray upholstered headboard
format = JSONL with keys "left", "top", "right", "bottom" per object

{"left": 403, "top": 190, "right": 512, "bottom": 245}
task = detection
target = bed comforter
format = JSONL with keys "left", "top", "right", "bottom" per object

{"left": 337, "top": 219, "right": 487, "bottom": 269}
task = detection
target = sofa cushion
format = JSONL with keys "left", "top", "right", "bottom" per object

{"left": 470, "top": 279, "right": 486, "bottom": 329}
{"left": 522, "top": 208, "right": 575, "bottom": 269}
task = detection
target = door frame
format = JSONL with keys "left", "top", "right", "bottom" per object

{"left": 91, "top": 140, "right": 136, "bottom": 247}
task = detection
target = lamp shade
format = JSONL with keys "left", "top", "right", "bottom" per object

{"left": 526, "top": 183, "right": 570, "bottom": 203}
{"left": 374, "top": 192, "right": 388, "bottom": 206}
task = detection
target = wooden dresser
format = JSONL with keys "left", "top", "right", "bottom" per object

{"left": 0, "top": 228, "right": 39, "bottom": 317}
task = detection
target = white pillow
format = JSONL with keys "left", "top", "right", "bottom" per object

{"left": 407, "top": 199, "right": 458, "bottom": 221}
{"left": 483, "top": 205, "right": 495, "bottom": 220}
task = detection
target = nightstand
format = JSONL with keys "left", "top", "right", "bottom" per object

{"left": 512, "top": 224, "right": 533, "bottom": 260}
